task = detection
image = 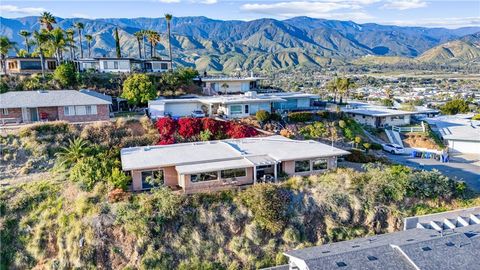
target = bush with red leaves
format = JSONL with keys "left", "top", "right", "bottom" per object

{"left": 178, "top": 117, "right": 202, "bottom": 139}
{"left": 226, "top": 123, "right": 259, "bottom": 138}
{"left": 108, "top": 188, "right": 130, "bottom": 202}
{"left": 155, "top": 117, "right": 258, "bottom": 144}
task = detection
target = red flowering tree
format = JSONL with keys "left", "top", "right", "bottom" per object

{"left": 226, "top": 123, "right": 259, "bottom": 138}
{"left": 156, "top": 117, "right": 177, "bottom": 145}
{"left": 178, "top": 117, "right": 202, "bottom": 139}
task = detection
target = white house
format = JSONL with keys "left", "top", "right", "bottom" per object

{"left": 76, "top": 58, "right": 171, "bottom": 73}
{"left": 148, "top": 91, "right": 321, "bottom": 119}
{"left": 199, "top": 76, "right": 266, "bottom": 95}
{"left": 343, "top": 107, "right": 416, "bottom": 128}
{"left": 425, "top": 114, "right": 480, "bottom": 154}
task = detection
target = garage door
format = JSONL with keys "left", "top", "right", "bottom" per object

{"left": 165, "top": 103, "right": 200, "bottom": 117}
{"left": 449, "top": 140, "right": 480, "bottom": 154}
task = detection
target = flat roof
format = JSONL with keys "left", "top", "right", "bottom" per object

{"left": 425, "top": 115, "right": 480, "bottom": 142}
{"left": 343, "top": 107, "right": 417, "bottom": 117}
{"left": 148, "top": 92, "right": 318, "bottom": 106}
{"left": 200, "top": 76, "right": 266, "bottom": 82}
{"left": 0, "top": 90, "right": 112, "bottom": 109}
{"left": 120, "top": 135, "right": 349, "bottom": 172}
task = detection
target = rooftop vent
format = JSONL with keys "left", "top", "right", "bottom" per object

{"left": 422, "top": 246, "right": 432, "bottom": 251}
{"left": 352, "top": 245, "right": 360, "bottom": 248}
{"left": 321, "top": 251, "right": 330, "bottom": 254}
{"left": 406, "top": 239, "right": 415, "bottom": 242}
{"left": 367, "top": 256, "right": 378, "bottom": 261}
{"left": 445, "top": 242, "right": 455, "bottom": 247}
{"left": 336, "top": 262, "right": 347, "bottom": 267}
{"left": 37, "top": 90, "right": 48, "bottom": 93}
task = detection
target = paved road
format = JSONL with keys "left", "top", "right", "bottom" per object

{"left": 385, "top": 152, "right": 480, "bottom": 191}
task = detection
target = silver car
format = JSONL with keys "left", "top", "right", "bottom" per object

{"left": 382, "top": 143, "right": 405, "bottom": 154}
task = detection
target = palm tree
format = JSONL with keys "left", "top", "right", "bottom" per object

{"left": 55, "top": 138, "right": 90, "bottom": 168}
{"left": 338, "top": 78, "right": 356, "bottom": 104}
{"left": 85, "top": 34, "right": 93, "bottom": 57}
{"left": 0, "top": 36, "right": 16, "bottom": 75}
{"left": 165, "top": 14, "right": 173, "bottom": 69}
{"left": 147, "top": 30, "right": 161, "bottom": 58}
{"left": 141, "top": 30, "right": 147, "bottom": 60}
{"left": 19, "top": 30, "right": 31, "bottom": 54}
{"left": 39, "top": 12, "right": 56, "bottom": 31}
{"left": 74, "top": 22, "right": 84, "bottom": 58}
{"left": 49, "top": 28, "right": 67, "bottom": 65}
{"left": 32, "top": 30, "right": 49, "bottom": 78}
{"left": 165, "top": 14, "right": 173, "bottom": 70}
{"left": 65, "top": 28, "right": 76, "bottom": 60}
{"left": 326, "top": 77, "right": 341, "bottom": 103}
{"left": 134, "top": 31, "right": 143, "bottom": 58}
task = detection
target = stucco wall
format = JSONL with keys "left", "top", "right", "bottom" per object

{"left": 131, "top": 166, "right": 179, "bottom": 191}
{"left": 182, "top": 167, "right": 254, "bottom": 194}
{"left": 282, "top": 156, "right": 338, "bottom": 176}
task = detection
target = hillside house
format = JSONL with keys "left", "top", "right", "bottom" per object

{"left": 120, "top": 135, "right": 349, "bottom": 194}
{"left": 0, "top": 90, "right": 111, "bottom": 125}
{"left": 0, "top": 57, "right": 57, "bottom": 75}
{"left": 75, "top": 58, "right": 171, "bottom": 73}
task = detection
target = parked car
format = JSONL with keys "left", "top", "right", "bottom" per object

{"left": 191, "top": 110, "right": 206, "bottom": 118}
{"left": 382, "top": 143, "right": 405, "bottom": 154}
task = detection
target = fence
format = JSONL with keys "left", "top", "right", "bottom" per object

{"left": 392, "top": 122, "right": 426, "bottom": 133}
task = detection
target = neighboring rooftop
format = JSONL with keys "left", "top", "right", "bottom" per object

{"left": 404, "top": 206, "right": 480, "bottom": 231}
{"left": 343, "top": 107, "right": 417, "bottom": 117}
{"left": 0, "top": 90, "right": 112, "bottom": 108}
{"left": 148, "top": 91, "right": 320, "bottom": 106}
{"left": 200, "top": 76, "right": 266, "bottom": 82}
{"left": 280, "top": 207, "right": 480, "bottom": 270}
{"left": 424, "top": 114, "right": 480, "bottom": 142}
{"left": 120, "top": 135, "right": 349, "bottom": 171}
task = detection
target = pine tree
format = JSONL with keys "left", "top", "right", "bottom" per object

{"left": 114, "top": 27, "right": 121, "bottom": 58}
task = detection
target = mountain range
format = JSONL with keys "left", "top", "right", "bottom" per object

{"left": 1, "top": 16, "right": 479, "bottom": 72}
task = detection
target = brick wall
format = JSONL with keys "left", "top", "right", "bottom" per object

{"left": 38, "top": 107, "right": 59, "bottom": 121}
{"left": 0, "top": 108, "right": 23, "bottom": 122}
{"left": 58, "top": 104, "right": 110, "bottom": 122}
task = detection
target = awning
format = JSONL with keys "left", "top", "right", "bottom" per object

{"left": 245, "top": 155, "right": 277, "bottom": 166}
{"left": 176, "top": 158, "right": 252, "bottom": 174}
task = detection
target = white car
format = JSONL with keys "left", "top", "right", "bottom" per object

{"left": 382, "top": 143, "right": 405, "bottom": 154}
{"left": 191, "top": 110, "right": 206, "bottom": 118}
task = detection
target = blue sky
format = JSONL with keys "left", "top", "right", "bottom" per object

{"left": 1, "top": 0, "right": 479, "bottom": 28}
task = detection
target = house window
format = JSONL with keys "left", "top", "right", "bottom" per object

{"left": 113, "top": 61, "right": 119, "bottom": 69}
{"left": 103, "top": 61, "right": 108, "bottom": 69}
{"left": 64, "top": 106, "right": 75, "bottom": 116}
{"left": 1, "top": 108, "right": 8, "bottom": 115}
{"left": 141, "top": 170, "right": 164, "bottom": 190}
{"left": 221, "top": 168, "right": 246, "bottom": 179}
{"left": 161, "top": 63, "right": 168, "bottom": 70}
{"left": 312, "top": 159, "right": 328, "bottom": 171}
{"left": 190, "top": 171, "right": 218, "bottom": 183}
{"left": 294, "top": 160, "right": 310, "bottom": 173}
{"left": 75, "top": 106, "right": 87, "bottom": 115}
{"left": 230, "top": 105, "right": 243, "bottom": 115}
{"left": 244, "top": 105, "right": 249, "bottom": 114}
{"left": 86, "top": 105, "right": 97, "bottom": 115}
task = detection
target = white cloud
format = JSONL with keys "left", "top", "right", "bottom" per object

{"left": 72, "top": 13, "right": 92, "bottom": 19}
{"left": 158, "top": 0, "right": 181, "bottom": 3}
{"left": 381, "top": 17, "right": 480, "bottom": 29}
{"left": 198, "top": 0, "right": 218, "bottom": 4}
{"left": 0, "top": 5, "right": 46, "bottom": 15}
{"left": 240, "top": 1, "right": 377, "bottom": 20}
{"left": 382, "top": 0, "right": 427, "bottom": 10}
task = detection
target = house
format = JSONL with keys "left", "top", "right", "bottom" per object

{"left": 424, "top": 114, "right": 480, "bottom": 154}
{"left": 0, "top": 57, "right": 57, "bottom": 74}
{"left": 342, "top": 105, "right": 417, "bottom": 128}
{"left": 148, "top": 91, "right": 322, "bottom": 119}
{"left": 198, "top": 75, "right": 266, "bottom": 95}
{"left": 274, "top": 207, "right": 480, "bottom": 270}
{"left": 120, "top": 135, "right": 349, "bottom": 194}
{"left": 0, "top": 90, "right": 111, "bottom": 125}
{"left": 75, "top": 58, "right": 171, "bottom": 73}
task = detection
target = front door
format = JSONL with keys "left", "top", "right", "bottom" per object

{"left": 29, "top": 108, "right": 38, "bottom": 122}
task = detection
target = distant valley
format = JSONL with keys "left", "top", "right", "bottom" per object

{"left": 1, "top": 16, "right": 479, "bottom": 72}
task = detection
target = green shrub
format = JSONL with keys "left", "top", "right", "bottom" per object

{"left": 256, "top": 110, "right": 271, "bottom": 122}
{"left": 472, "top": 114, "right": 480, "bottom": 120}
{"left": 108, "top": 168, "right": 130, "bottom": 190}
{"left": 53, "top": 62, "right": 77, "bottom": 88}
{"left": 238, "top": 184, "right": 292, "bottom": 234}
{"left": 299, "top": 122, "right": 327, "bottom": 139}
{"left": 288, "top": 112, "right": 313, "bottom": 123}
{"left": 441, "top": 99, "right": 470, "bottom": 115}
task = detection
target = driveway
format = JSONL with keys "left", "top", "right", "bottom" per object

{"left": 385, "top": 152, "right": 480, "bottom": 192}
